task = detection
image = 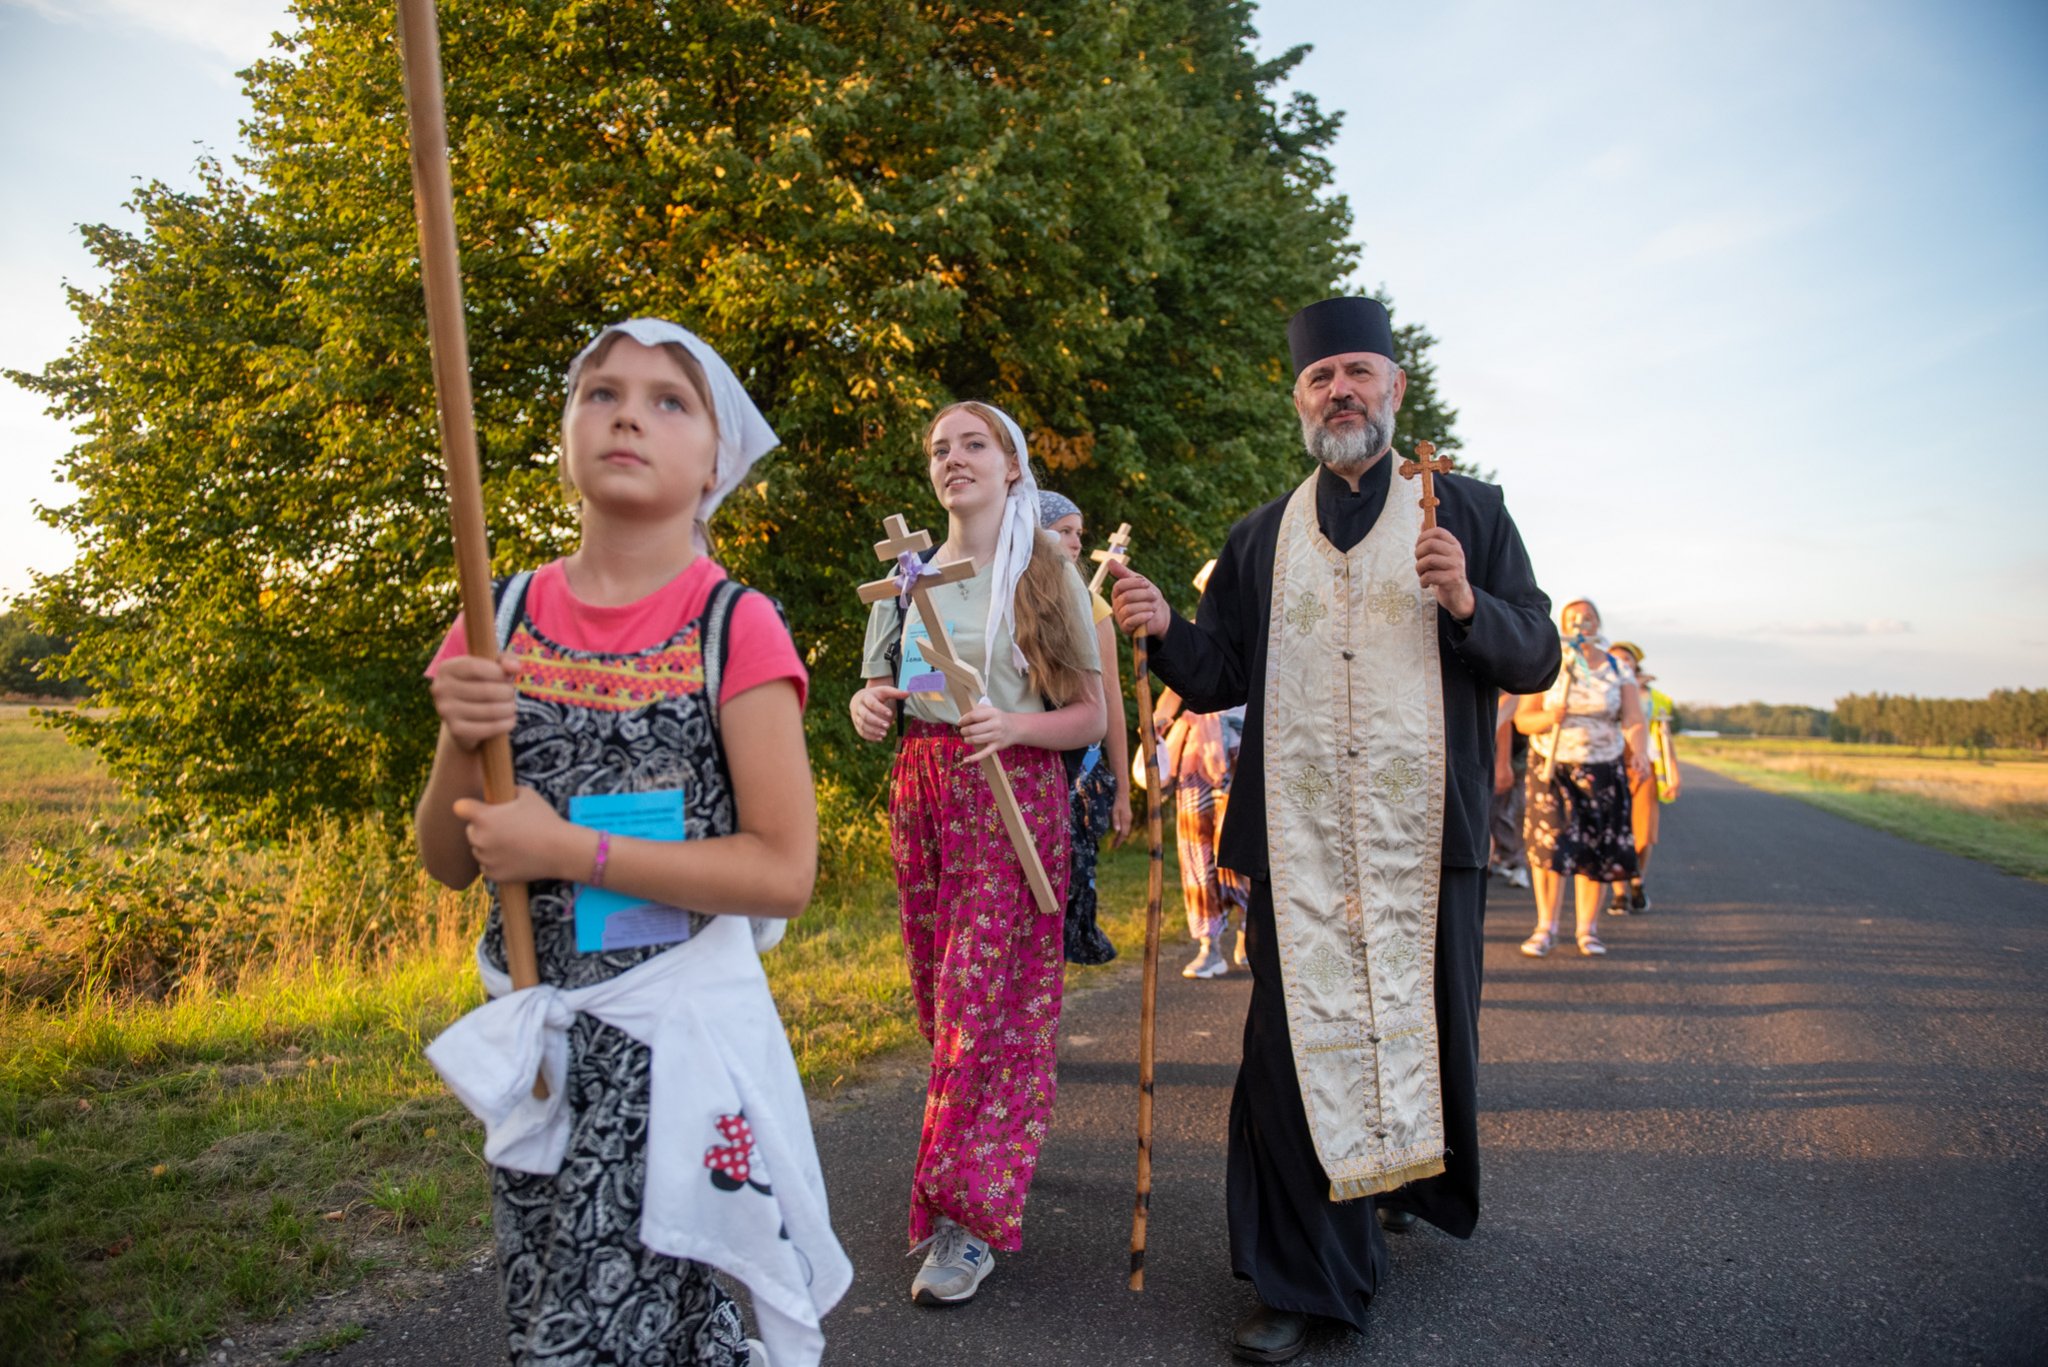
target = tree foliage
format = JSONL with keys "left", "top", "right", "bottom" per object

{"left": 1672, "top": 701, "right": 1831, "bottom": 737}
{"left": 1829, "top": 689, "right": 2048, "bottom": 751}
{"left": 0, "top": 611, "right": 84, "bottom": 698}
{"left": 12, "top": 0, "right": 1461, "bottom": 834}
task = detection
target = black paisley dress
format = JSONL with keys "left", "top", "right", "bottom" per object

{"left": 479, "top": 573, "right": 755, "bottom": 1367}
{"left": 1062, "top": 755, "right": 1119, "bottom": 965}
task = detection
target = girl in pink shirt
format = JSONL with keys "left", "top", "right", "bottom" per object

{"left": 415, "top": 319, "right": 819, "bottom": 1367}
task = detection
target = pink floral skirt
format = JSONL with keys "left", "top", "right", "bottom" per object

{"left": 889, "top": 721, "right": 1071, "bottom": 1252}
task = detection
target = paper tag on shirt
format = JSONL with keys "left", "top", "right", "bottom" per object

{"left": 568, "top": 788, "right": 693, "bottom": 953}
{"left": 898, "top": 618, "right": 947, "bottom": 695}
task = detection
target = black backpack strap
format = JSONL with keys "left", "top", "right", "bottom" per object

{"left": 1049, "top": 688, "right": 1085, "bottom": 785}
{"left": 491, "top": 570, "right": 535, "bottom": 652}
{"left": 702, "top": 577, "right": 751, "bottom": 734}
{"left": 702, "top": 576, "right": 794, "bottom": 955}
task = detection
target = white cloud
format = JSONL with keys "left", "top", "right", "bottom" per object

{"left": 1755, "top": 619, "right": 1914, "bottom": 638}
{"left": 4, "top": 0, "right": 291, "bottom": 65}
{"left": 1632, "top": 207, "right": 1805, "bottom": 267}
{"left": 1582, "top": 141, "right": 1645, "bottom": 183}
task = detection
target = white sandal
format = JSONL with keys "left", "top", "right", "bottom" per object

{"left": 1519, "top": 930, "right": 1556, "bottom": 958}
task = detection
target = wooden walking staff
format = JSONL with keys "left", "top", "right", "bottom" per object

{"left": 396, "top": 0, "right": 544, "bottom": 1024}
{"left": 855, "top": 515, "right": 1061, "bottom": 920}
{"left": 1126, "top": 553, "right": 1167, "bottom": 1292}
{"left": 1398, "top": 439, "right": 1455, "bottom": 531}
{"left": 1087, "top": 522, "right": 1133, "bottom": 595}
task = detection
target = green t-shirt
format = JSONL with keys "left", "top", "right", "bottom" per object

{"left": 860, "top": 557, "right": 1100, "bottom": 725}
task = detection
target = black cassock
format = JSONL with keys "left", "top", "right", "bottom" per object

{"left": 1147, "top": 459, "right": 1558, "bottom": 1328}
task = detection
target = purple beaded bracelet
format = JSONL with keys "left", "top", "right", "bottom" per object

{"left": 590, "top": 831, "right": 611, "bottom": 888}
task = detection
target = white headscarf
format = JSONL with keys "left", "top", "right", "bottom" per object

{"left": 563, "top": 318, "right": 780, "bottom": 551}
{"left": 963, "top": 402, "right": 1041, "bottom": 676}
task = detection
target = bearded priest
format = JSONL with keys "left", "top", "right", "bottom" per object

{"left": 1108, "top": 297, "right": 1559, "bottom": 1363}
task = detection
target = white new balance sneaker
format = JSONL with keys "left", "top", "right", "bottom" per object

{"left": 909, "top": 1218, "right": 994, "bottom": 1305}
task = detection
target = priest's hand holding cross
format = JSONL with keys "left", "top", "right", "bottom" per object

{"left": 1403, "top": 442, "right": 1475, "bottom": 620}
{"left": 1105, "top": 557, "right": 1172, "bottom": 639}
{"left": 1414, "top": 525, "right": 1474, "bottom": 619}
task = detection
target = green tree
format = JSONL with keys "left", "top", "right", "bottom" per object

{"left": 1830, "top": 689, "right": 2047, "bottom": 750}
{"left": 0, "top": 611, "right": 82, "bottom": 698}
{"left": 11, "top": 0, "right": 1446, "bottom": 834}
{"left": 1673, "top": 701, "right": 1830, "bottom": 737}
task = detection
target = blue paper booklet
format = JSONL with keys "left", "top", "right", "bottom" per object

{"left": 898, "top": 618, "right": 948, "bottom": 695}
{"left": 567, "top": 789, "right": 694, "bottom": 953}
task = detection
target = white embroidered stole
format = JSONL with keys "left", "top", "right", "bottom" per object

{"left": 1263, "top": 467, "right": 1448, "bottom": 1200}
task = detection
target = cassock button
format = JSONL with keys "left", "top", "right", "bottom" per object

{"left": 1342, "top": 650, "right": 1355, "bottom": 661}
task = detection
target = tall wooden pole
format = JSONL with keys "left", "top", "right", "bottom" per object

{"left": 396, "top": 0, "right": 543, "bottom": 1011}
{"left": 1127, "top": 631, "right": 1167, "bottom": 1290}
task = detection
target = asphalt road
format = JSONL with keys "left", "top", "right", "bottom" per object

{"left": 306, "top": 767, "right": 2048, "bottom": 1365}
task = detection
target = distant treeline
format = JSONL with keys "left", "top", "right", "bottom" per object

{"left": 1674, "top": 701, "right": 1831, "bottom": 737}
{"left": 1829, "top": 689, "right": 2048, "bottom": 751}
{"left": 0, "top": 611, "right": 84, "bottom": 699}
{"left": 1674, "top": 690, "right": 2048, "bottom": 750}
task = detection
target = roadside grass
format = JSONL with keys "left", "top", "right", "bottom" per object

{"left": 280, "top": 1325, "right": 367, "bottom": 1362}
{"left": 1685, "top": 736, "right": 2048, "bottom": 882}
{"left": 1, "top": 931, "right": 490, "bottom": 1366}
{"left": 1, "top": 705, "right": 126, "bottom": 903}
{"left": 1, "top": 709, "right": 1175, "bottom": 1364}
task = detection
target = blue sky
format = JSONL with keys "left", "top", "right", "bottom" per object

{"left": 3, "top": 0, "right": 2044, "bottom": 706}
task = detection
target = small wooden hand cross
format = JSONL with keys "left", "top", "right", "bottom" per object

{"left": 1087, "top": 522, "right": 1133, "bottom": 595}
{"left": 856, "top": 513, "right": 977, "bottom": 617}
{"left": 854, "top": 514, "right": 1059, "bottom": 919}
{"left": 1398, "top": 441, "right": 1454, "bottom": 530}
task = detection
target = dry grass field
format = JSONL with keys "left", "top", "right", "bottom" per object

{"left": 1684, "top": 736, "right": 2048, "bottom": 881}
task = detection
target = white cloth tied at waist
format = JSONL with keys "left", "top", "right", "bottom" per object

{"left": 424, "top": 913, "right": 850, "bottom": 1367}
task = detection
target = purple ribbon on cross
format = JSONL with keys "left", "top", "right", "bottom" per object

{"left": 896, "top": 550, "right": 934, "bottom": 608}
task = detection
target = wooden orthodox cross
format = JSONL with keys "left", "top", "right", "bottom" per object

{"left": 1398, "top": 440, "right": 1455, "bottom": 531}
{"left": 1087, "top": 522, "right": 1133, "bottom": 596}
{"left": 856, "top": 515, "right": 1060, "bottom": 920}
{"left": 396, "top": 0, "right": 544, "bottom": 1100}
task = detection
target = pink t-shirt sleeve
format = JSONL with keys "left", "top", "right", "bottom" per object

{"left": 426, "top": 613, "right": 473, "bottom": 678}
{"left": 722, "top": 589, "right": 809, "bottom": 711}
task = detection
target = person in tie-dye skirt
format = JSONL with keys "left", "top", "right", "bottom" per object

{"left": 1147, "top": 560, "right": 1250, "bottom": 979}
{"left": 851, "top": 401, "right": 1104, "bottom": 1306}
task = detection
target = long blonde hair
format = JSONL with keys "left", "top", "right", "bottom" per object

{"left": 925, "top": 402, "right": 1094, "bottom": 707}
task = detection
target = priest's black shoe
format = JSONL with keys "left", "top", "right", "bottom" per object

{"left": 1377, "top": 1206, "right": 1419, "bottom": 1234}
{"left": 1232, "top": 1303, "right": 1309, "bottom": 1363}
